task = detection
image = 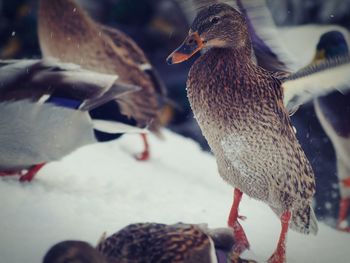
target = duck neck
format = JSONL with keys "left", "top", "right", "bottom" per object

{"left": 38, "top": 0, "right": 95, "bottom": 58}
{"left": 38, "top": 0, "right": 91, "bottom": 30}
{"left": 39, "top": 0, "right": 76, "bottom": 15}
{"left": 203, "top": 44, "right": 253, "bottom": 70}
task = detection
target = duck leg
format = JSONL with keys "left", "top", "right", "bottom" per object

{"left": 0, "top": 171, "right": 20, "bottom": 177}
{"left": 267, "top": 210, "right": 291, "bottom": 263}
{"left": 228, "top": 188, "right": 250, "bottom": 256}
{"left": 337, "top": 177, "right": 350, "bottom": 232}
{"left": 19, "top": 163, "right": 46, "bottom": 182}
{"left": 135, "top": 133, "right": 150, "bottom": 161}
{"left": 337, "top": 197, "right": 350, "bottom": 232}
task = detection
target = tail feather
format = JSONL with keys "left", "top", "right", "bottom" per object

{"left": 290, "top": 205, "right": 318, "bottom": 235}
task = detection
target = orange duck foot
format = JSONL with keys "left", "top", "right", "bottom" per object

{"left": 0, "top": 171, "right": 20, "bottom": 177}
{"left": 231, "top": 220, "right": 250, "bottom": 254}
{"left": 337, "top": 198, "right": 350, "bottom": 231}
{"left": 268, "top": 211, "right": 291, "bottom": 263}
{"left": 228, "top": 189, "right": 250, "bottom": 254}
{"left": 19, "top": 163, "right": 45, "bottom": 182}
{"left": 135, "top": 149, "right": 150, "bottom": 161}
{"left": 135, "top": 134, "right": 150, "bottom": 161}
{"left": 337, "top": 226, "right": 350, "bottom": 233}
{"left": 268, "top": 251, "right": 286, "bottom": 263}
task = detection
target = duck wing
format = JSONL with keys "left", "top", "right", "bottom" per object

{"left": 0, "top": 58, "right": 140, "bottom": 111}
{"left": 99, "top": 24, "right": 167, "bottom": 98}
{"left": 234, "top": 0, "right": 301, "bottom": 72}
{"left": 0, "top": 58, "right": 146, "bottom": 136}
{"left": 282, "top": 54, "right": 350, "bottom": 112}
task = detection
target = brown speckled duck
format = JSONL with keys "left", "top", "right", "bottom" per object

{"left": 38, "top": 0, "right": 167, "bottom": 161}
{"left": 43, "top": 223, "right": 257, "bottom": 263}
{"left": 167, "top": 4, "right": 318, "bottom": 263}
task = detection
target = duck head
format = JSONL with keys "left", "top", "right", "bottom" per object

{"left": 166, "top": 3, "right": 249, "bottom": 65}
{"left": 314, "top": 30, "right": 349, "bottom": 61}
{"left": 43, "top": 240, "right": 108, "bottom": 263}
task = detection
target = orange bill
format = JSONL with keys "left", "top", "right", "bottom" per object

{"left": 166, "top": 32, "right": 204, "bottom": 65}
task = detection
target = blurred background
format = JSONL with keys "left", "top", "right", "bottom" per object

{"left": 0, "top": 0, "right": 349, "bottom": 226}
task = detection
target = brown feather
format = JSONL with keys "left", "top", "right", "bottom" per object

{"left": 38, "top": 0, "right": 164, "bottom": 131}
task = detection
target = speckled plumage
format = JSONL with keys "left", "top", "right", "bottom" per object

{"left": 183, "top": 4, "right": 317, "bottom": 234}
{"left": 38, "top": 0, "right": 165, "bottom": 131}
{"left": 44, "top": 223, "right": 257, "bottom": 263}
{"left": 97, "top": 223, "right": 215, "bottom": 263}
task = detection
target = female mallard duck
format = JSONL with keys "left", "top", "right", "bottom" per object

{"left": 312, "top": 31, "right": 350, "bottom": 232}
{"left": 38, "top": 0, "right": 167, "bottom": 161}
{"left": 43, "top": 222, "right": 256, "bottom": 263}
{"left": 167, "top": 4, "right": 319, "bottom": 263}
{"left": 0, "top": 59, "right": 143, "bottom": 182}
{"left": 235, "top": 0, "right": 350, "bottom": 231}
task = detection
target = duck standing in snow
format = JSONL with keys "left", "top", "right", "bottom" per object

{"left": 167, "top": 4, "right": 320, "bottom": 263}
{"left": 312, "top": 31, "right": 350, "bottom": 232}
{"left": 43, "top": 222, "right": 256, "bottom": 263}
{"left": 0, "top": 59, "right": 144, "bottom": 182}
{"left": 38, "top": 0, "right": 167, "bottom": 161}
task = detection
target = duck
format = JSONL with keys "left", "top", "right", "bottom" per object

{"left": 43, "top": 222, "right": 257, "bottom": 263}
{"left": 0, "top": 58, "right": 144, "bottom": 182}
{"left": 232, "top": 0, "right": 350, "bottom": 231}
{"left": 312, "top": 31, "right": 350, "bottom": 232}
{"left": 166, "top": 3, "right": 350, "bottom": 262}
{"left": 38, "top": 0, "right": 167, "bottom": 161}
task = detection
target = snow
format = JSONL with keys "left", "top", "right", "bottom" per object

{"left": 1, "top": 130, "right": 349, "bottom": 263}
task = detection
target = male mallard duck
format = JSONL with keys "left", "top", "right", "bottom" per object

{"left": 0, "top": 59, "right": 143, "bottom": 182}
{"left": 165, "top": 3, "right": 350, "bottom": 262}
{"left": 312, "top": 31, "right": 350, "bottom": 232}
{"left": 38, "top": 0, "right": 167, "bottom": 161}
{"left": 44, "top": 223, "right": 256, "bottom": 263}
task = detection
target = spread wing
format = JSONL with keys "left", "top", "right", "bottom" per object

{"left": 282, "top": 55, "right": 350, "bottom": 112}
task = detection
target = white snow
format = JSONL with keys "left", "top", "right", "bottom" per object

{"left": 0, "top": 130, "right": 349, "bottom": 263}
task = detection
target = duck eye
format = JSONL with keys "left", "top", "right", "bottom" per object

{"left": 210, "top": 17, "right": 220, "bottom": 24}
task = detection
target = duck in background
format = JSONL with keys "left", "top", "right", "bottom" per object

{"left": 43, "top": 222, "right": 256, "bottom": 263}
{"left": 38, "top": 0, "right": 168, "bottom": 161}
{"left": 0, "top": 59, "right": 144, "bottom": 182}
{"left": 167, "top": 2, "right": 350, "bottom": 262}
{"left": 312, "top": 31, "right": 350, "bottom": 232}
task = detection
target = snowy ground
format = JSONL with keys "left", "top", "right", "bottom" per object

{"left": 1, "top": 130, "right": 349, "bottom": 263}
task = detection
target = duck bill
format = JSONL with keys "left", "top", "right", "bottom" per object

{"left": 312, "top": 49, "right": 326, "bottom": 63}
{"left": 166, "top": 32, "right": 204, "bottom": 65}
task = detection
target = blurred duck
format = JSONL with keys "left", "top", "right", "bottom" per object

{"left": 0, "top": 59, "right": 143, "bottom": 182}
{"left": 43, "top": 222, "right": 256, "bottom": 263}
{"left": 167, "top": 3, "right": 350, "bottom": 263}
{"left": 312, "top": 31, "right": 350, "bottom": 232}
{"left": 38, "top": 0, "right": 167, "bottom": 161}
